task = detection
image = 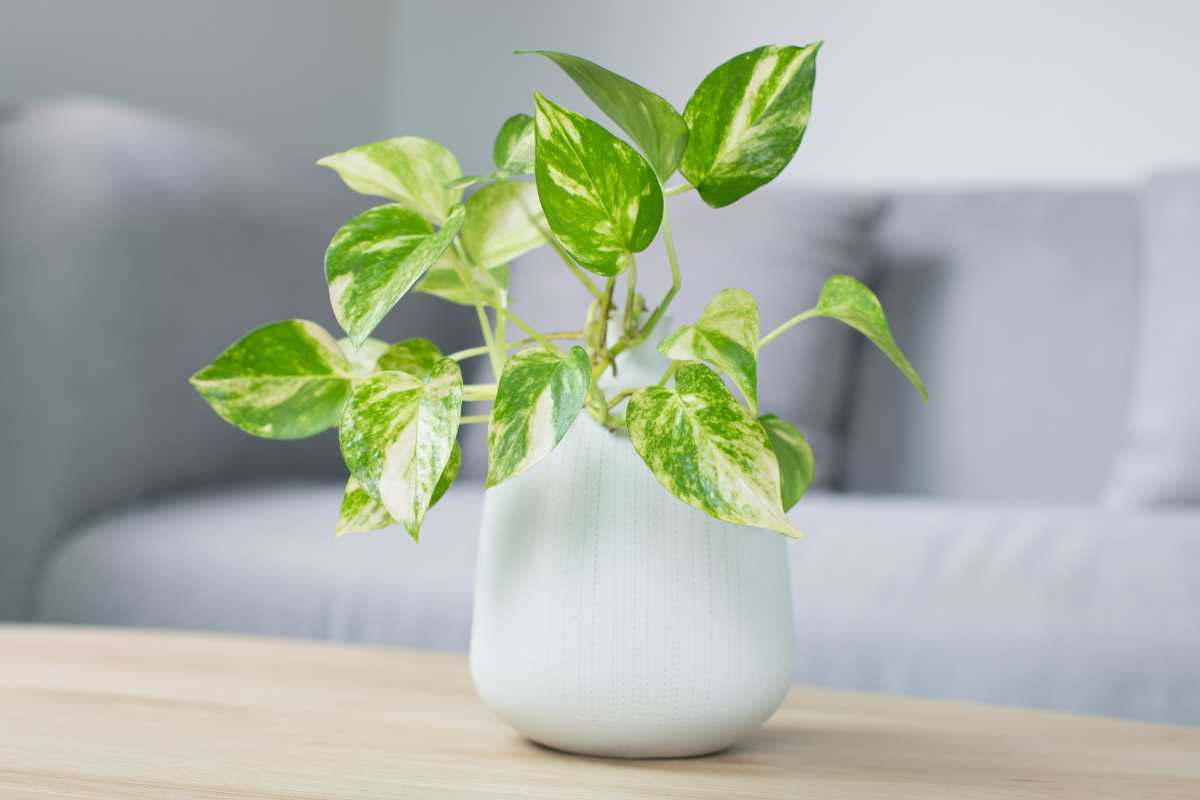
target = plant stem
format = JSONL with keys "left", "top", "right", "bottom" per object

{"left": 759, "top": 309, "right": 819, "bottom": 348}
{"left": 665, "top": 181, "right": 694, "bottom": 197}
{"left": 607, "top": 387, "right": 636, "bottom": 409}
{"left": 548, "top": 236, "right": 604, "bottom": 301}
{"left": 623, "top": 258, "right": 638, "bottom": 335}
{"left": 460, "top": 414, "right": 490, "bottom": 425}
{"left": 449, "top": 240, "right": 503, "bottom": 378}
{"left": 594, "top": 277, "right": 616, "bottom": 368}
{"left": 462, "top": 384, "right": 497, "bottom": 401}
{"left": 448, "top": 331, "right": 586, "bottom": 362}
{"left": 596, "top": 203, "right": 682, "bottom": 376}
{"left": 474, "top": 261, "right": 563, "bottom": 355}
{"left": 657, "top": 361, "right": 678, "bottom": 386}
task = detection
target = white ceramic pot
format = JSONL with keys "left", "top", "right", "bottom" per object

{"left": 470, "top": 329, "right": 795, "bottom": 758}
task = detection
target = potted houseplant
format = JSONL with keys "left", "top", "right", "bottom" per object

{"left": 192, "top": 44, "right": 925, "bottom": 757}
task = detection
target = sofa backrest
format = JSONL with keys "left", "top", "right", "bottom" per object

{"left": 841, "top": 189, "right": 1142, "bottom": 503}
{"left": 0, "top": 97, "right": 478, "bottom": 618}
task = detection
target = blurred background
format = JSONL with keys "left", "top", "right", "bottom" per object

{"left": 2, "top": 0, "right": 1198, "bottom": 726}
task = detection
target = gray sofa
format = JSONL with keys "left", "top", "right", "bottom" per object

{"left": 4, "top": 98, "right": 1198, "bottom": 726}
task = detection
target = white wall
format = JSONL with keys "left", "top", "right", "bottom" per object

{"left": 0, "top": 0, "right": 397, "bottom": 162}
{"left": 394, "top": 0, "right": 1200, "bottom": 188}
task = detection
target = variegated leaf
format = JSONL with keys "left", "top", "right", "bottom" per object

{"left": 626, "top": 362, "right": 800, "bottom": 537}
{"left": 461, "top": 180, "right": 550, "bottom": 270}
{"left": 445, "top": 114, "right": 536, "bottom": 190}
{"left": 520, "top": 50, "right": 688, "bottom": 181}
{"left": 317, "top": 136, "right": 463, "bottom": 224}
{"left": 533, "top": 92, "right": 663, "bottom": 277}
{"left": 336, "top": 476, "right": 394, "bottom": 535}
{"left": 325, "top": 203, "right": 465, "bottom": 346}
{"left": 759, "top": 414, "right": 814, "bottom": 511}
{"left": 377, "top": 338, "right": 442, "bottom": 378}
{"left": 486, "top": 345, "right": 591, "bottom": 487}
{"left": 415, "top": 247, "right": 508, "bottom": 307}
{"left": 338, "top": 337, "right": 391, "bottom": 377}
{"left": 336, "top": 441, "right": 461, "bottom": 536}
{"left": 338, "top": 359, "right": 463, "bottom": 540}
{"left": 680, "top": 43, "right": 821, "bottom": 208}
{"left": 191, "top": 320, "right": 351, "bottom": 440}
{"left": 493, "top": 113, "right": 535, "bottom": 175}
{"left": 658, "top": 288, "right": 760, "bottom": 411}
{"left": 812, "top": 275, "right": 927, "bottom": 400}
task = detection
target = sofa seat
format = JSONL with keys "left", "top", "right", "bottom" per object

{"left": 36, "top": 486, "right": 1200, "bottom": 726}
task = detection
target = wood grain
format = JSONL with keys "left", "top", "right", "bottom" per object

{"left": 0, "top": 625, "right": 1196, "bottom": 799}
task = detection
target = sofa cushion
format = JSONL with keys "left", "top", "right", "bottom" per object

{"left": 483, "top": 188, "right": 887, "bottom": 488}
{"left": 0, "top": 97, "right": 479, "bottom": 618}
{"left": 1105, "top": 169, "right": 1200, "bottom": 505}
{"left": 844, "top": 189, "right": 1140, "bottom": 502}
{"left": 35, "top": 482, "right": 481, "bottom": 650}
{"left": 36, "top": 485, "right": 1200, "bottom": 725}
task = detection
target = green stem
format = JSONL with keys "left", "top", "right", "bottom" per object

{"left": 549, "top": 236, "right": 604, "bottom": 301}
{"left": 460, "top": 414, "right": 490, "bottom": 425}
{"left": 623, "top": 258, "right": 638, "bottom": 335}
{"left": 473, "top": 264, "right": 563, "bottom": 355}
{"left": 594, "top": 277, "right": 616, "bottom": 368}
{"left": 665, "top": 181, "right": 694, "bottom": 197}
{"left": 450, "top": 240, "right": 503, "bottom": 378}
{"left": 658, "top": 361, "right": 678, "bottom": 386}
{"left": 759, "top": 309, "right": 819, "bottom": 348}
{"left": 607, "top": 387, "right": 636, "bottom": 409}
{"left": 448, "top": 331, "right": 586, "bottom": 362}
{"left": 462, "top": 384, "right": 497, "bottom": 402}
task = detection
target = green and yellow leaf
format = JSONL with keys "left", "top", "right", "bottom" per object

{"left": 520, "top": 50, "right": 688, "bottom": 181}
{"left": 377, "top": 338, "right": 444, "bottom": 379}
{"left": 486, "top": 345, "right": 591, "bottom": 487}
{"left": 626, "top": 362, "right": 800, "bottom": 537}
{"left": 460, "top": 180, "right": 549, "bottom": 270}
{"left": 336, "top": 440, "right": 461, "bottom": 536}
{"left": 759, "top": 414, "right": 814, "bottom": 511}
{"left": 338, "top": 359, "right": 463, "bottom": 540}
{"left": 191, "top": 320, "right": 351, "bottom": 440}
{"left": 325, "top": 203, "right": 465, "bottom": 346}
{"left": 680, "top": 43, "right": 821, "bottom": 208}
{"left": 658, "top": 288, "right": 760, "bottom": 411}
{"left": 492, "top": 113, "right": 535, "bottom": 175}
{"left": 317, "top": 136, "right": 463, "bottom": 224}
{"left": 532, "top": 92, "right": 663, "bottom": 276}
{"left": 338, "top": 337, "right": 391, "bottom": 378}
{"left": 812, "top": 275, "right": 927, "bottom": 400}
{"left": 414, "top": 252, "right": 508, "bottom": 307}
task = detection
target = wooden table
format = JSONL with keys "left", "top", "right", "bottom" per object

{"left": 1, "top": 626, "right": 1197, "bottom": 799}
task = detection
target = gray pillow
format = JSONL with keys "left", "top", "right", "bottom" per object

{"left": 1105, "top": 169, "right": 1200, "bottom": 505}
{"left": 458, "top": 188, "right": 886, "bottom": 486}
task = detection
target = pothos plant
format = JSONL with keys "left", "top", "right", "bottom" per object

{"left": 192, "top": 44, "right": 925, "bottom": 542}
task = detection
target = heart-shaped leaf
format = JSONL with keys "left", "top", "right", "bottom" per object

{"left": 191, "top": 320, "right": 351, "bottom": 439}
{"left": 759, "top": 414, "right": 814, "bottom": 511}
{"left": 318, "top": 136, "right": 463, "bottom": 224}
{"left": 627, "top": 362, "right": 800, "bottom": 537}
{"left": 325, "top": 203, "right": 465, "bottom": 346}
{"left": 812, "top": 275, "right": 927, "bottom": 400}
{"left": 520, "top": 50, "right": 688, "bottom": 181}
{"left": 460, "top": 180, "right": 549, "bottom": 270}
{"left": 415, "top": 248, "right": 508, "bottom": 307}
{"left": 680, "top": 43, "right": 821, "bottom": 208}
{"left": 338, "top": 337, "right": 391, "bottom": 378}
{"left": 493, "top": 113, "right": 535, "bottom": 175}
{"left": 533, "top": 92, "right": 663, "bottom": 276}
{"left": 336, "top": 440, "right": 461, "bottom": 536}
{"left": 377, "top": 338, "right": 443, "bottom": 378}
{"left": 487, "top": 345, "right": 591, "bottom": 487}
{"left": 658, "top": 288, "right": 760, "bottom": 411}
{"left": 339, "top": 359, "right": 463, "bottom": 540}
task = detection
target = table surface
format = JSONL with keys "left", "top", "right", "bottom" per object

{"left": 1, "top": 626, "right": 1197, "bottom": 799}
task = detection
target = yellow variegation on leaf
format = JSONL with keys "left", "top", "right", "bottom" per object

{"left": 325, "top": 204, "right": 465, "bottom": 346}
{"left": 318, "top": 136, "right": 463, "bottom": 224}
{"left": 486, "top": 345, "right": 591, "bottom": 487}
{"left": 336, "top": 442, "right": 461, "bottom": 536}
{"left": 627, "top": 362, "right": 800, "bottom": 537}
{"left": 659, "top": 288, "right": 760, "bottom": 411}
{"left": 338, "top": 359, "right": 463, "bottom": 541}
{"left": 190, "top": 320, "right": 352, "bottom": 440}
{"left": 460, "top": 180, "right": 549, "bottom": 270}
